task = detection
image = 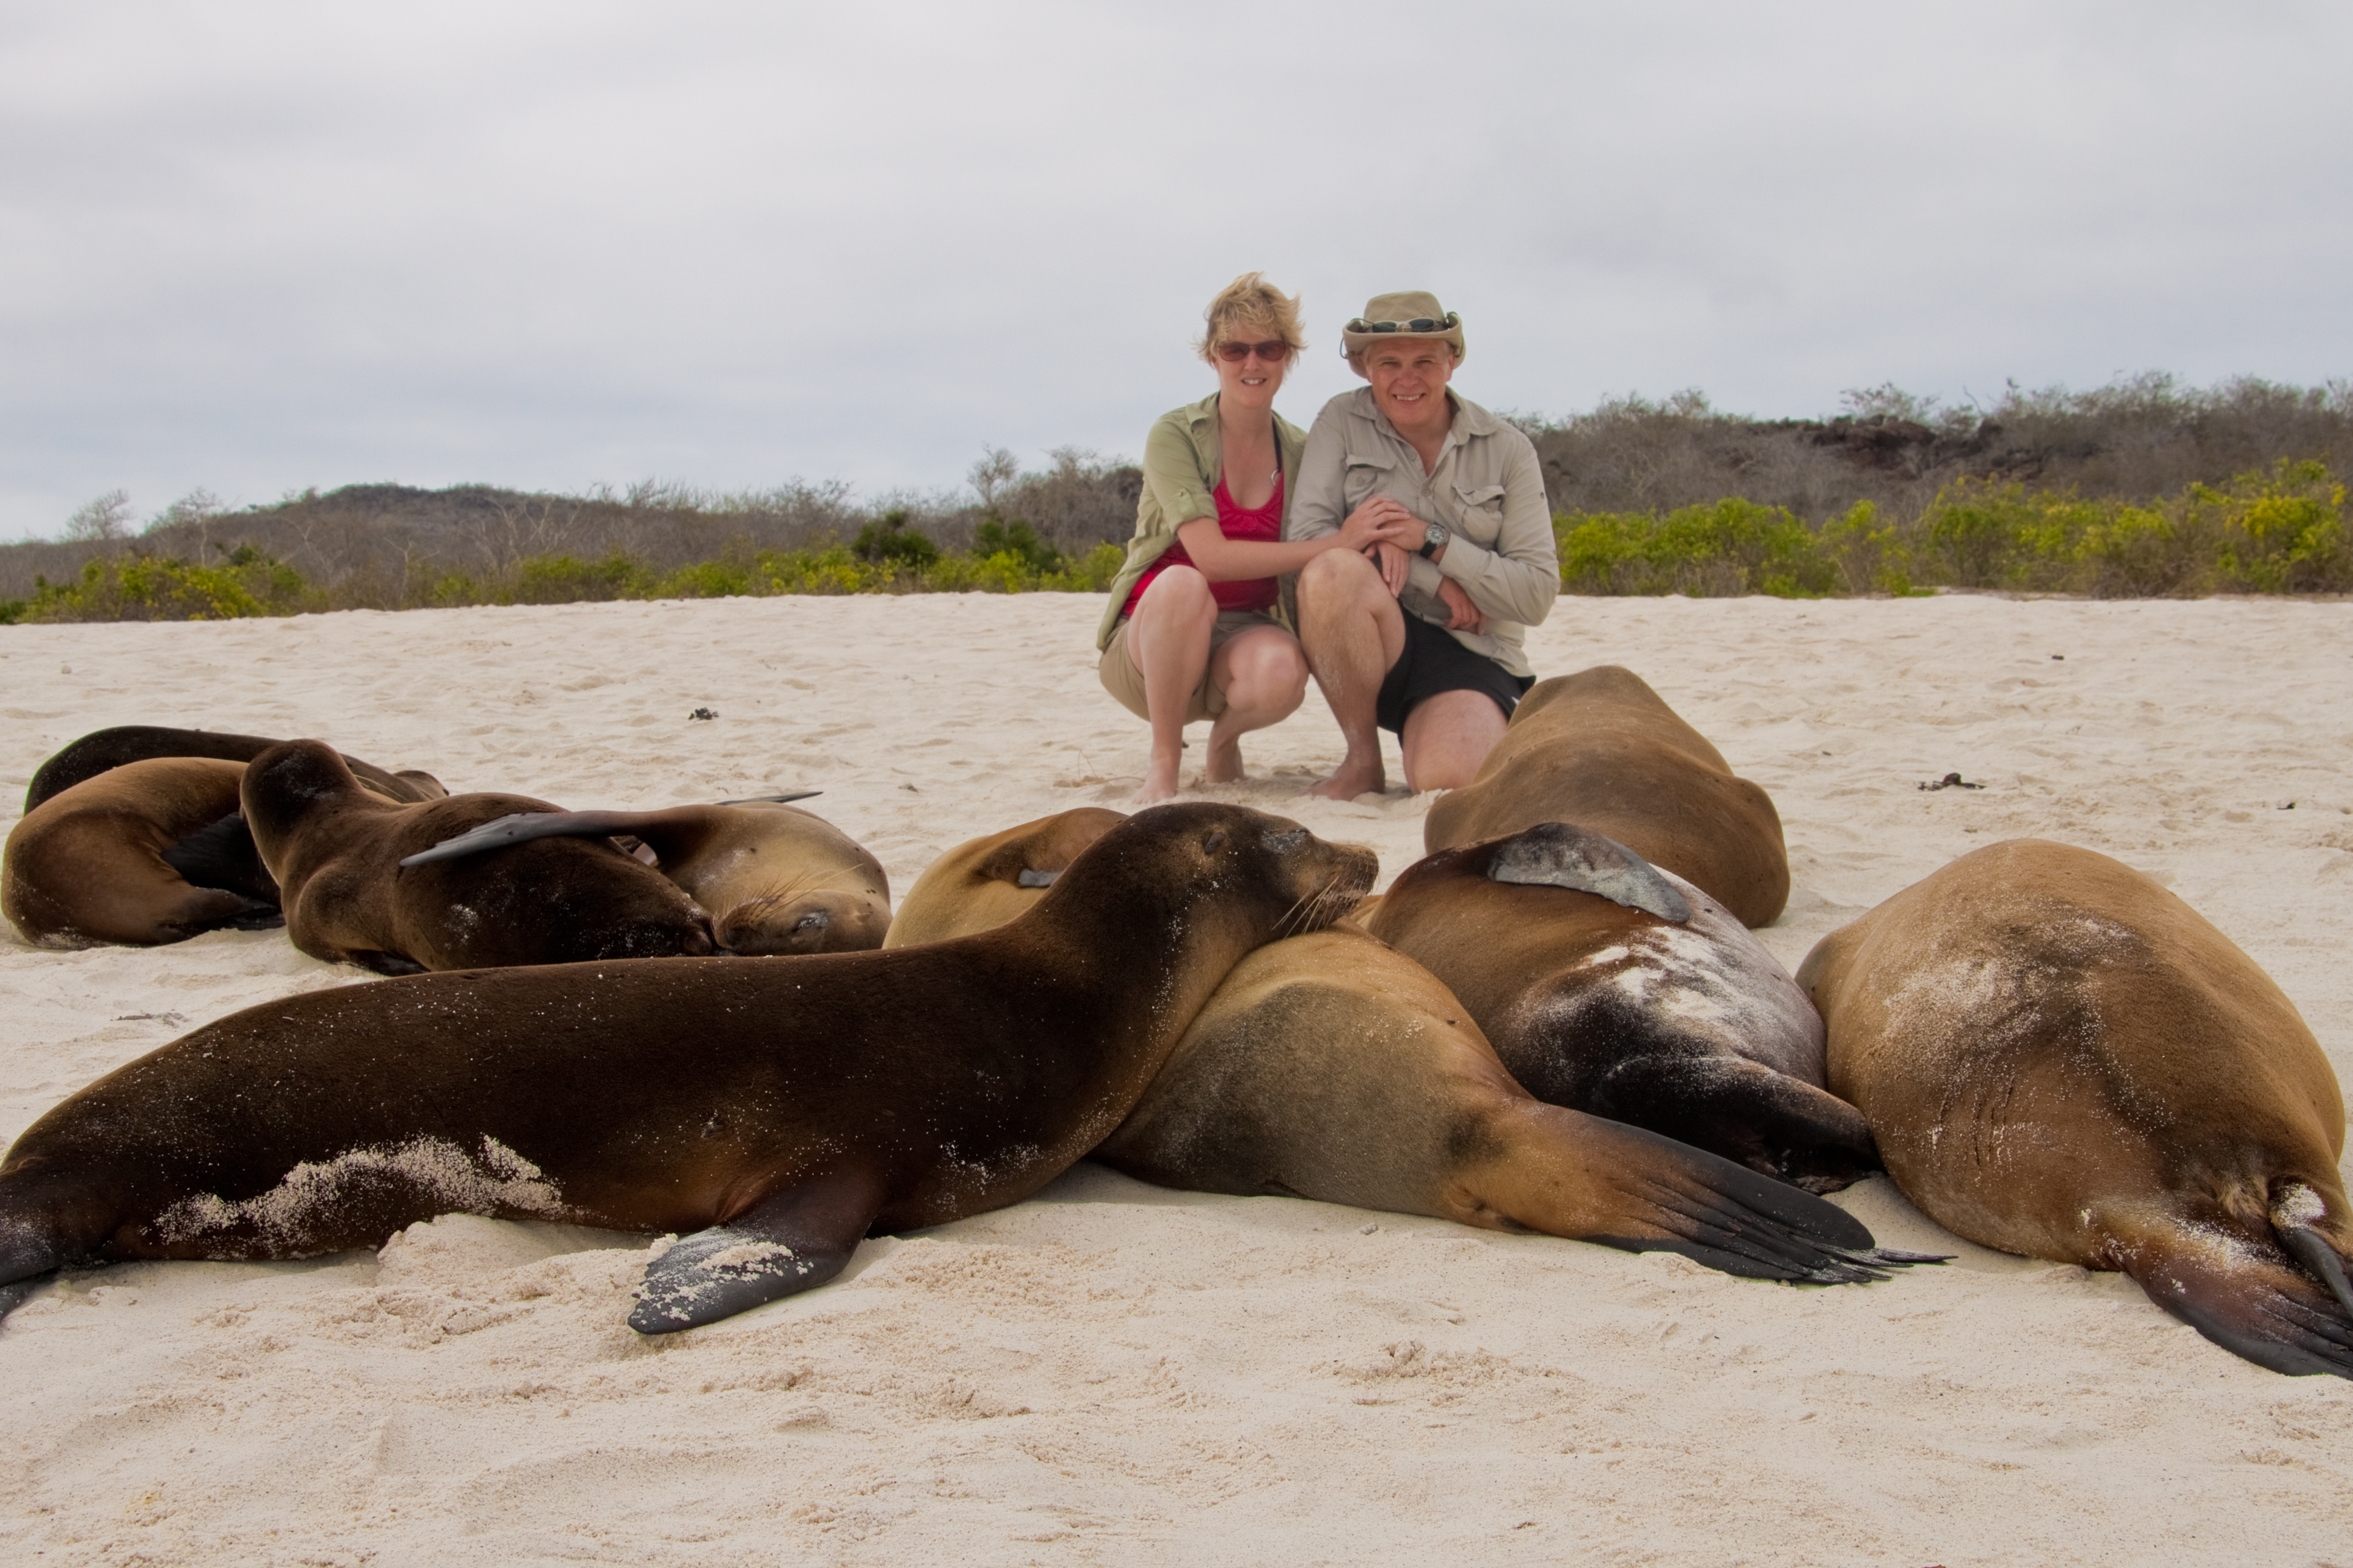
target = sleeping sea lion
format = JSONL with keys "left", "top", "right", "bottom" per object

{"left": 885, "top": 807, "right": 1129, "bottom": 947}
{"left": 26, "top": 724, "right": 446, "bottom": 812}
{"left": 242, "top": 739, "right": 711, "bottom": 973}
{"left": 1096, "top": 925, "right": 1932, "bottom": 1284}
{"left": 1798, "top": 838, "right": 2353, "bottom": 1377}
{"left": 1364, "top": 823, "right": 1877, "bottom": 1192}
{"left": 1422, "top": 665, "right": 1790, "bottom": 927}
{"left": 0, "top": 803, "right": 1377, "bottom": 1333}
{"left": 401, "top": 798, "right": 888, "bottom": 954}
{"left": 3, "top": 758, "right": 281, "bottom": 947}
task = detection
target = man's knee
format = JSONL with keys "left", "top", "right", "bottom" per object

{"left": 1226, "top": 636, "right": 1309, "bottom": 711}
{"left": 1297, "top": 547, "right": 1379, "bottom": 611}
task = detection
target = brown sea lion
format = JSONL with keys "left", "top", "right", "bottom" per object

{"left": 1364, "top": 823, "right": 1876, "bottom": 1192}
{"left": 401, "top": 798, "right": 888, "bottom": 954}
{"left": 3, "top": 758, "right": 281, "bottom": 947}
{"left": 1422, "top": 665, "right": 1790, "bottom": 927}
{"left": 884, "top": 807, "right": 1129, "bottom": 947}
{"left": 241, "top": 739, "right": 711, "bottom": 974}
{"left": 26, "top": 724, "right": 446, "bottom": 812}
{"left": 1096, "top": 926, "right": 1931, "bottom": 1284}
{"left": 0, "top": 803, "right": 1376, "bottom": 1333}
{"left": 1798, "top": 838, "right": 2353, "bottom": 1378}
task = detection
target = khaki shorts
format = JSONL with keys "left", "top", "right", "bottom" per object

{"left": 1099, "top": 608, "right": 1286, "bottom": 724}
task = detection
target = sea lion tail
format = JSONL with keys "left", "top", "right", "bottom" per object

{"left": 2112, "top": 1208, "right": 2353, "bottom": 1379}
{"left": 1590, "top": 1054, "right": 1881, "bottom": 1194}
{"left": 1465, "top": 1104, "right": 1944, "bottom": 1286}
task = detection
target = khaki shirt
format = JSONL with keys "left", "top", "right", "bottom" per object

{"left": 1286, "top": 387, "right": 1557, "bottom": 678}
{"left": 1096, "top": 392, "right": 1310, "bottom": 651}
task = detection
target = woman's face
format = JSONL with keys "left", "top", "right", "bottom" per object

{"left": 1211, "top": 322, "right": 1290, "bottom": 408}
{"left": 1363, "top": 338, "right": 1456, "bottom": 430}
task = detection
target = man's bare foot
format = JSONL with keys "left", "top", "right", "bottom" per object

{"left": 1133, "top": 753, "right": 1182, "bottom": 805}
{"left": 1202, "top": 734, "right": 1246, "bottom": 785}
{"left": 1307, "top": 758, "right": 1384, "bottom": 800}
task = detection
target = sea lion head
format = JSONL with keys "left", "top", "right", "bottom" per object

{"left": 713, "top": 886, "right": 892, "bottom": 955}
{"left": 1049, "top": 804, "right": 1376, "bottom": 952}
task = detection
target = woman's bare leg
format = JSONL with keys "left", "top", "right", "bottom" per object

{"left": 1125, "top": 567, "right": 1216, "bottom": 804}
{"left": 1202, "top": 627, "right": 1310, "bottom": 783}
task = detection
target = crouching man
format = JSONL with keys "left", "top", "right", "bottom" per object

{"left": 1287, "top": 291, "right": 1560, "bottom": 798}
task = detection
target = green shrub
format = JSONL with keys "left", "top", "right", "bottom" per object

{"left": 971, "top": 518, "right": 1062, "bottom": 574}
{"left": 851, "top": 509, "right": 941, "bottom": 571}
{"left": 23, "top": 548, "right": 315, "bottom": 622}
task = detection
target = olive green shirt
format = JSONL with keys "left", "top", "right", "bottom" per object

{"left": 1095, "top": 392, "right": 1311, "bottom": 651}
{"left": 1285, "top": 387, "right": 1558, "bottom": 679}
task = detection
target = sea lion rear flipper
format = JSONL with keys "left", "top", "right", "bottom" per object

{"left": 2123, "top": 1235, "right": 2353, "bottom": 1379}
{"left": 629, "top": 1168, "right": 887, "bottom": 1335}
{"left": 2279, "top": 1225, "right": 2353, "bottom": 1321}
{"left": 1591, "top": 1054, "right": 1880, "bottom": 1194}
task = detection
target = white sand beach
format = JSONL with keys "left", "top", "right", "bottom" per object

{"left": 2, "top": 590, "right": 2349, "bottom": 1567}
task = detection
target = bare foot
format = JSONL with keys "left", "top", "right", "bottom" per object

{"left": 1202, "top": 733, "right": 1246, "bottom": 785}
{"left": 1133, "top": 752, "right": 1182, "bottom": 805}
{"left": 1307, "top": 758, "right": 1384, "bottom": 801}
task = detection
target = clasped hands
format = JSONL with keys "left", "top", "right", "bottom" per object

{"left": 1336, "top": 496, "right": 1487, "bottom": 634}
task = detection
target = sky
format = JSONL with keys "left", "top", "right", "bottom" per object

{"left": 3, "top": 0, "right": 2349, "bottom": 540}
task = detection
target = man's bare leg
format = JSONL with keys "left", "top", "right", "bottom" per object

{"left": 1202, "top": 627, "right": 1310, "bottom": 783}
{"left": 1125, "top": 568, "right": 1216, "bottom": 804}
{"left": 1400, "top": 688, "right": 1510, "bottom": 793}
{"left": 1295, "top": 549, "right": 1406, "bottom": 799}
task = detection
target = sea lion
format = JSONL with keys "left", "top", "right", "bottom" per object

{"left": 1798, "top": 838, "right": 2353, "bottom": 1377}
{"left": 1096, "top": 925, "right": 1932, "bottom": 1284}
{"left": 0, "top": 803, "right": 1377, "bottom": 1333}
{"left": 885, "top": 807, "right": 1129, "bottom": 947}
{"left": 401, "top": 799, "right": 888, "bottom": 955}
{"left": 242, "top": 739, "right": 712, "bottom": 973}
{"left": 26, "top": 724, "right": 446, "bottom": 812}
{"left": 3, "top": 758, "right": 282, "bottom": 947}
{"left": 1422, "top": 665, "right": 1790, "bottom": 927}
{"left": 1364, "top": 823, "right": 1877, "bottom": 1192}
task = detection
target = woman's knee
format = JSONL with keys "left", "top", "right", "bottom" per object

{"left": 1134, "top": 565, "right": 1214, "bottom": 621}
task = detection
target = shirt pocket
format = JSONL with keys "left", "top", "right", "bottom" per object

{"left": 1341, "top": 450, "right": 1397, "bottom": 513}
{"left": 1453, "top": 483, "right": 1508, "bottom": 543}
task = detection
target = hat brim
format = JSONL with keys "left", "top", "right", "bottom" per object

{"left": 1342, "top": 325, "right": 1465, "bottom": 365}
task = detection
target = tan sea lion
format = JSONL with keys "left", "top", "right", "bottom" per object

{"left": 3, "top": 758, "right": 281, "bottom": 947}
{"left": 1422, "top": 665, "right": 1789, "bottom": 927}
{"left": 1798, "top": 838, "right": 2353, "bottom": 1378}
{"left": 242, "top": 739, "right": 712, "bottom": 974}
{"left": 26, "top": 724, "right": 446, "bottom": 812}
{"left": 400, "top": 798, "right": 888, "bottom": 954}
{"left": 884, "top": 807, "right": 1129, "bottom": 947}
{"left": 1096, "top": 925, "right": 1931, "bottom": 1284}
{"left": 1365, "top": 823, "right": 1877, "bottom": 1192}
{"left": 0, "top": 803, "right": 1376, "bottom": 1333}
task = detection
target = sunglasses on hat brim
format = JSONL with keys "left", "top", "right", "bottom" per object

{"left": 1345, "top": 313, "right": 1460, "bottom": 335}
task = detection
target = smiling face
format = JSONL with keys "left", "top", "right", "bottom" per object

{"left": 1360, "top": 338, "right": 1457, "bottom": 433}
{"left": 1211, "top": 325, "right": 1290, "bottom": 412}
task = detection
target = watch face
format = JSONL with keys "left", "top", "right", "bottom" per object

{"left": 1424, "top": 524, "right": 1447, "bottom": 550}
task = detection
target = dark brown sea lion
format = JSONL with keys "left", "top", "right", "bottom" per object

{"left": 242, "top": 739, "right": 711, "bottom": 974}
{"left": 884, "top": 807, "right": 1129, "bottom": 948}
{"left": 1096, "top": 925, "right": 1931, "bottom": 1284}
{"left": 0, "top": 803, "right": 1376, "bottom": 1333}
{"left": 1798, "top": 838, "right": 2353, "bottom": 1378}
{"left": 3, "top": 758, "right": 281, "bottom": 947}
{"left": 1421, "top": 665, "right": 1790, "bottom": 927}
{"left": 1364, "top": 823, "right": 1877, "bottom": 1192}
{"left": 26, "top": 724, "right": 446, "bottom": 812}
{"left": 401, "top": 798, "right": 889, "bottom": 954}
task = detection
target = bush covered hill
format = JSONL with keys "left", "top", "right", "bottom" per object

{"left": 6, "top": 374, "right": 2348, "bottom": 624}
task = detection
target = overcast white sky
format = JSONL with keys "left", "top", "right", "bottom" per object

{"left": 3, "top": 1, "right": 2348, "bottom": 540}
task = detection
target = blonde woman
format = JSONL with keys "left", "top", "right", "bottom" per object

{"left": 1098, "top": 273, "right": 1418, "bottom": 803}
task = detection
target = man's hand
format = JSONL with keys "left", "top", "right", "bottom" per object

{"left": 1435, "top": 575, "right": 1485, "bottom": 633}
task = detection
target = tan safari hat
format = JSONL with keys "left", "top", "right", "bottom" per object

{"left": 1340, "top": 290, "right": 1465, "bottom": 365}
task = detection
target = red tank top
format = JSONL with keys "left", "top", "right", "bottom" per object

{"left": 1121, "top": 472, "right": 1284, "bottom": 618}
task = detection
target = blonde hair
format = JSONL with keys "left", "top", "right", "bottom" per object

{"left": 1195, "top": 272, "right": 1308, "bottom": 365}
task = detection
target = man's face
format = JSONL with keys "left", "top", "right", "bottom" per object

{"left": 1364, "top": 338, "right": 1457, "bottom": 428}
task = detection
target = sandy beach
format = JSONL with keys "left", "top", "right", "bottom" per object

{"left": 2, "top": 590, "right": 2348, "bottom": 1567}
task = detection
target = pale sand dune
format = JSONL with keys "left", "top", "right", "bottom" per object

{"left": 2, "top": 592, "right": 2348, "bottom": 1566}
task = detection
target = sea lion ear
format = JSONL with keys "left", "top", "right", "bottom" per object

{"left": 1201, "top": 829, "right": 1229, "bottom": 854}
{"left": 1488, "top": 822, "right": 1692, "bottom": 923}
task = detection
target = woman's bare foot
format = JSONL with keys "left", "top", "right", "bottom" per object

{"left": 1133, "top": 749, "right": 1182, "bottom": 805}
{"left": 1202, "top": 732, "right": 1247, "bottom": 785}
{"left": 1307, "top": 755, "right": 1384, "bottom": 800}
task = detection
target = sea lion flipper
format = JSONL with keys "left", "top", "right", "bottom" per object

{"left": 2125, "top": 1237, "right": 2353, "bottom": 1380}
{"left": 158, "top": 812, "right": 279, "bottom": 904}
{"left": 714, "top": 791, "right": 821, "bottom": 806}
{"left": 1487, "top": 823, "right": 1692, "bottom": 923}
{"left": 2278, "top": 1225, "right": 2353, "bottom": 1321}
{"left": 1591, "top": 1054, "right": 1880, "bottom": 1194}
{"left": 629, "top": 1169, "right": 887, "bottom": 1335}
{"left": 398, "top": 810, "right": 652, "bottom": 867}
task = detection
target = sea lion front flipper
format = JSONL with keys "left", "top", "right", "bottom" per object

{"left": 1487, "top": 823, "right": 1691, "bottom": 923}
{"left": 397, "top": 810, "right": 656, "bottom": 867}
{"left": 159, "top": 812, "right": 280, "bottom": 905}
{"left": 1590, "top": 1053, "right": 1880, "bottom": 1194}
{"left": 629, "top": 1168, "right": 887, "bottom": 1335}
{"left": 715, "top": 791, "right": 821, "bottom": 806}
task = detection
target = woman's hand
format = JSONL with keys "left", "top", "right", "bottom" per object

{"left": 1370, "top": 540, "right": 1410, "bottom": 597}
{"left": 1436, "top": 575, "right": 1485, "bottom": 633}
{"left": 1335, "top": 495, "right": 1416, "bottom": 553}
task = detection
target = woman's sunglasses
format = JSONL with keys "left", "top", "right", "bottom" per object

{"left": 1214, "top": 338, "right": 1294, "bottom": 363}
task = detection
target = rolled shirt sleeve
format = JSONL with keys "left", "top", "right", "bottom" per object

{"left": 1140, "top": 412, "right": 1219, "bottom": 531}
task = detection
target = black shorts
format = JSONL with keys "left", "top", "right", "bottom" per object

{"left": 1375, "top": 612, "right": 1535, "bottom": 735}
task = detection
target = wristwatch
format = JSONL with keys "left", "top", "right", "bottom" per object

{"left": 1417, "top": 522, "right": 1449, "bottom": 560}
